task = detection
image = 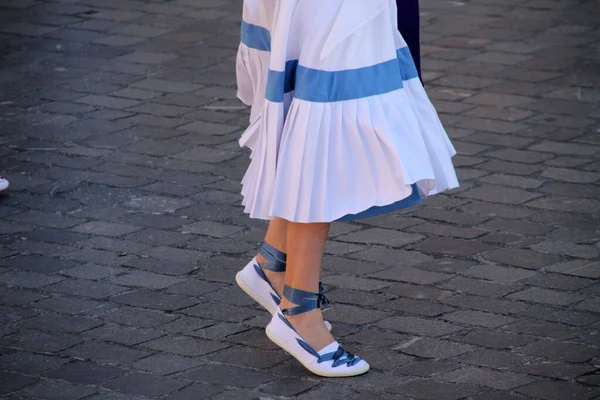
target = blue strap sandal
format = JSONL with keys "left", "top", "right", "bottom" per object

{"left": 236, "top": 243, "right": 333, "bottom": 331}
{"left": 266, "top": 285, "right": 369, "bottom": 377}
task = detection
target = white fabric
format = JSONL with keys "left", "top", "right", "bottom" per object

{"left": 237, "top": 0, "right": 459, "bottom": 223}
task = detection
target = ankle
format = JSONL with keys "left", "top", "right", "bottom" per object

{"left": 283, "top": 309, "right": 333, "bottom": 351}
{"left": 262, "top": 268, "right": 285, "bottom": 296}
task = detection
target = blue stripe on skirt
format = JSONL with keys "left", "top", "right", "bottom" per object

{"left": 239, "top": 6, "right": 424, "bottom": 220}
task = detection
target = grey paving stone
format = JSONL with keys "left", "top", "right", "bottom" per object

{"left": 396, "top": 359, "right": 461, "bottom": 377}
{"left": 125, "top": 194, "right": 195, "bottom": 213}
{"left": 394, "top": 337, "right": 476, "bottom": 359}
{"left": 204, "top": 285, "right": 258, "bottom": 307}
{"left": 261, "top": 377, "right": 322, "bottom": 398}
{"left": 71, "top": 221, "right": 142, "bottom": 237}
{"left": 164, "top": 280, "right": 224, "bottom": 296}
{"left": 125, "top": 228, "right": 195, "bottom": 246}
{"left": 86, "top": 391, "right": 154, "bottom": 400}
{"left": 64, "top": 341, "right": 151, "bottom": 365}
{"left": 441, "top": 294, "right": 530, "bottom": 315}
{"left": 156, "top": 316, "right": 214, "bottom": 334}
{"left": 337, "top": 228, "right": 424, "bottom": 247}
{"left": 0, "top": 254, "right": 79, "bottom": 273}
{"left": 377, "top": 316, "right": 464, "bottom": 337}
{"left": 382, "top": 282, "right": 453, "bottom": 301}
{"left": 0, "top": 371, "right": 39, "bottom": 395}
{"left": 7, "top": 210, "right": 86, "bottom": 229}
{"left": 347, "top": 329, "right": 412, "bottom": 348}
{"left": 181, "top": 302, "right": 256, "bottom": 323}
{"left": 43, "top": 361, "right": 127, "bottom": 385}
{"left": 508, "top": 287, "right": 587, "bottom": 306}
{"left": 132, "top": 78, "right": 201, "bottom": 93}
{"left": 180, "top": 364, "right": 276, "bottom": 388}
{"left": 526, "top": 196, "right": 600, "bottom": 214}
{"left": 517, "top": 305, "right": 598, "bottom": 326}
{"left": 438, "top": 277, "right": 522, "bottom": 298}
{"left": 516, "top": 380, "right": 600, "bottom": 400}
{"left": 577, "top": 373, "right": 600, "bottom": 386}
{"left": 15, "top": 379, "right": 99, "bottom": 400}
{"left": 0, "top": 288, "right": 47, "bottom": 306}
{"left": 515, "top": 361, "right": 595, "bottom": 380}
{"left": 208, "top": 345, "right": 290, "bottom": 369}
{"left": 369, "top": 265, "right": 454, "bottom": 284}
{"left": 457, "top": 184, "right": 543, "bottom": 204}
{"left": 523, "top": 273, "right": 597, "bottom": 291}
{"left": 323, "top": 304, "right": 393, "bottom": 325}
{"left": 109, "top": 271, "right": 185, "bottom": 289}
{"left": 0, "top": 270, "right": 65, "bottom": 288}
{"left": 140, "top": 335, "right": 230, "bottom": 356}
{"left": 101, "top": 306, "right": 178, "bottom": 328}
{"left": 44, "top": 279, "right": 129, "bottom": 299}
{"left": 455, "top": 348, "right": 536, "bottom": 371}
{"left": 34, "top": 296, "right": 113, "bottom": 315}
{"left": 83, "top": 323, "right": 164, "bottom": 345}
{"left": 105, "top": 373, "right": 189, "bottom": 397}
{"left": 409, "top": 258, "right": 476, "bottom": 274}
{"left": 504, "top": 319, "right": 583, "bottom": 339}
{"left": 531, "top": 240, "right": 600, "bottom": 259}
{"left": 440, "top": 367, "right": 535, "bottom": 390}
{"left": 0, "top": 306, "right": 38, "bottom": 326}
{"left": 321, "top": 274, "right": 391, "bottom": 291}
{"left": 17, "top": 314, "right": 102, "bottom": 334}
{"left": 350, "top": 247, "right": 433, "bottom": 267}
{"left": 121, "top": 257, "right": 200, "bottom": 276}
{"left": 380, "top": 297, "right": 456, "bottom": 317}
{"left": 546, "top": 260, "right": 600, "bottom": 279}
{"left": 191, "top": 323, "right": 250, "bottom": 342}
{"left": 483, "top": 248, "right": 563, "bottom": 270}
{"left": 186, "top": 236, "right": 255, "bottom": 254}
{"left": 181, "top": 220, "right": 245, "bottom": 237}
{"left": 518, "top": 339, "right": 600, "bottom": 362}
{"left": 409, "top": 237, "right": 496, "bottom": 256}
{"left": 575, "top": 298, "right": 600, "bottom": 314}
{"left": 2, "top": 329, "right": 83, "bottom": 353}
{"left": 455, "top": 330, "right": 535, "bottom": 349}
{"left": 140, "top": 246, "right": 209, "bottom": 264}
{"left": 0, "top": 351, "right": 69, "bottom": 374}
{"left": 63, "top": 248, "right": 137, "bottom": 266}
{"left": 395, "top": 379, "right": 481, "bottom": 400}
{"left": 5, "top": 240, "right": 79, "bottom": 257}
{"left": 223, "top": 328, "right": 279, "bottom": 350}
{"left": 132, "top": 353, "right": 204, "bottom": 375}
{"left": 111, "top": 290, "right": 199, "bottom": 311}
{"left": 164, "top": 383, "right": 224, "bottom": 400}
{"left": 462, "top": 264, "right": 536, "bottom": 283}
{"left": 443, "top": 310, "right": 516, "bottom": 328}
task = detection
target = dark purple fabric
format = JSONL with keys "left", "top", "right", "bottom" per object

{"left": 396, "top": 0, "right": 421, "bottom": 81}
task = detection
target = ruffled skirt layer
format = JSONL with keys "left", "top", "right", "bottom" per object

{"left": 237, "top": 0, "right": 459, "bottom": 223}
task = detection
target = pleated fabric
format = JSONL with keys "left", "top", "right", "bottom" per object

{"left": 237, "top": 0, "right": 459, "bottom": 223}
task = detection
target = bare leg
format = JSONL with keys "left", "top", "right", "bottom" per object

{"left": 279, "top": 221, "right": 334, "bottom": 351}
{"left": 256, "top": 217, "right": 287, "bottom": 297}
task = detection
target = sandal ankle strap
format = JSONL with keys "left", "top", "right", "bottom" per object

{"left": 282, "top": 284, "right": 330, "bottom": 316}
{"left": 258, "top": 242, "right": 286, "bottom": 272}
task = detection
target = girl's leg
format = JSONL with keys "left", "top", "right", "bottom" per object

{"left": 279, "top": 221, "right": 334, "bottom": 350}
{"left": 256, "top": 217, "right": 287, "bottom": 297}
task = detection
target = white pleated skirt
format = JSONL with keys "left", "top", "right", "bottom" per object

{"left": 236, "top": 0, "right": 459, "bottom": 223}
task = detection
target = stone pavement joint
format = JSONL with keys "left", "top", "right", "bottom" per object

{"left": 0, "top": 0, "right": 599, "bottom": 399}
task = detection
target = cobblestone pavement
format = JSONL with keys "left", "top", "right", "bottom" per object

{"left": 0, "top": 0, "right": 599, "bottom": 399}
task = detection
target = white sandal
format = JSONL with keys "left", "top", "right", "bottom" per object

{"left": 266, "top": 285, "right": 369, "bottom": 377}
{"left": 236, "top": 242, "right": 332, "bottom": 331}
